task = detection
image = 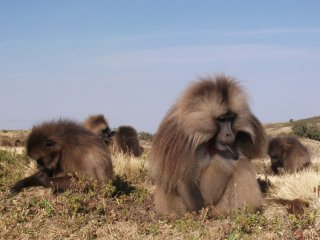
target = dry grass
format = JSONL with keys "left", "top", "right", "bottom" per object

{"left": 0, "top": 146, "right": 25, "bottom": 154}
{"left": 112, "top": 151, "right": 149, "bottom": 184}
{"left": 267, "top": 168, "right": 320, "bottom": 199}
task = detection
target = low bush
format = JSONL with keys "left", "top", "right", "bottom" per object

{"left": 292, "top": 123, "right": 320, "bottom": 141}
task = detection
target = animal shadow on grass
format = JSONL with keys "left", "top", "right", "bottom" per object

{"left": 112, "top": 175, "right": 136, "bottom": 197}
{"left": 257, "top": 177, "right": 272, "bottom": 194}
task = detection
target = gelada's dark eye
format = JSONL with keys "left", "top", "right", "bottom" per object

{"left": 45, "top": 141, "right": 54, "bottom": 147}
{"left": 102, "top": 128, "right": 109, "bottom": 134}
{"left": 217, "top": 112, "right": 235, "bottom": 122}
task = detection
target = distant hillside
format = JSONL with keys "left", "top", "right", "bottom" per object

{"left": 264, "top": 115, "right": 320, "bottom": 136}
{"left": 291, "top": 116, "right": 320, "bottom": 124}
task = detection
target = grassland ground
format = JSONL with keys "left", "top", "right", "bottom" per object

{"left": 0, "top": 124, "right": 320, "bottom": 239}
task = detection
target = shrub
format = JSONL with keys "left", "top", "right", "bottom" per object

{"left": 138, "top": 131, "right": 153, "bottom": 141}
{"left": 292, "top": 123, "right": 320, "bottom": 141}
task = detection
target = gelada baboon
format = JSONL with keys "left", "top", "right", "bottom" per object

{"left": 10, "top": 119, "right": 114, "bottom": 195}
{"left": 0, "top": 135, "right": 25, "bottom": 147}
{"left": 150, "top": 75, "right": 267, "bottom": 216}
{"left": 83, "top": 114, "right": 115, "bottom": 146}
{"left": 14, "top": 139, "right": 23, "bottom": 147}
{"left": 268, "top": 136, "right": 311, "bottom": 174}
{"left": 0, "top": 136, "right": 13, "bottom": 147}
{"left": 112, "top": 126, "right": 144, "bottom": 157}
{"left": 14, "top": 137, "right": 26, "bottom": 147}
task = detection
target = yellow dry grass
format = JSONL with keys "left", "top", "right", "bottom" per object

{"left": 267, "top": 169, "right": 320, "bottom": 201}
{"left": 0, "top": 146, "right": 25, "bottom": 154}
{"left": 112, "top": 151, "right": 149, "bottom": 180}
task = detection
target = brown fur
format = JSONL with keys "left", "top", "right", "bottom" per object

{"left": 150, "top": 75, "right": 267, "bottom": 216}
{"left": 83, "top": 114, "right": 115, "bottom": 146}
{"left": 10, "top": 119, "right": 114, "bottom": 195}
{"left": 268, "top": 136, "right": 311, "bottom": 174}
{"left": 112, "top": 126, "right": 144, "bottom": 157}
{"left": 199, "top": 157, "right": 264, "bottom": 216}
{"left": 14, "top": 139, "right": 25, "bottom": 147}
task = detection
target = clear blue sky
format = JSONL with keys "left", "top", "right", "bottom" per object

{"left": 0, "top": 1, "right": 319, "bottom": 133}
